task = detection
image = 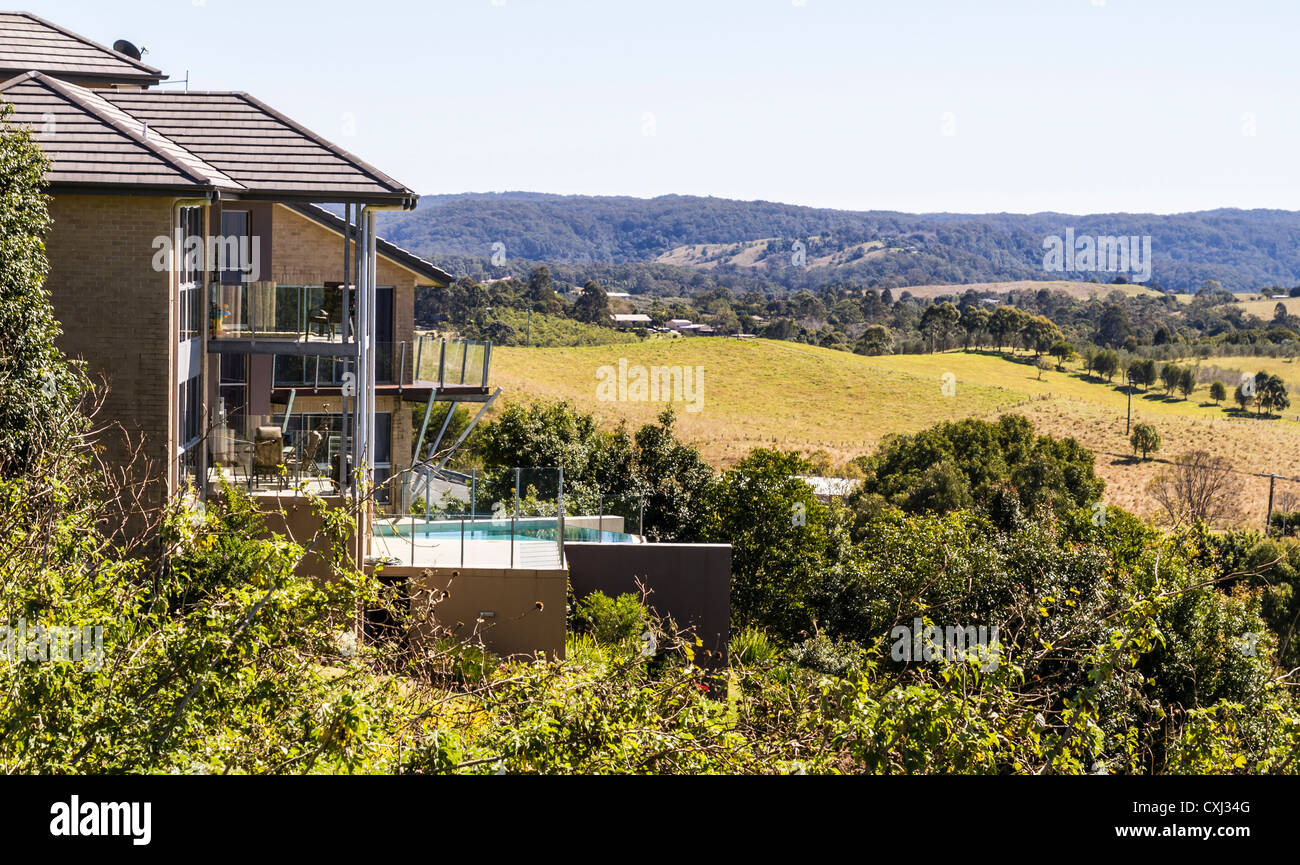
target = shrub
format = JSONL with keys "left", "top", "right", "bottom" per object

{"left": 1130, "top": 422, "right": 1161, "bottom": 460}
{"left": 788, "top": 633, "right": 866, "bottom": 677}
{"left": 574, "top": 591, "right": 648, "bottom": 645}
{"left": 730, "top": 626, "right": 780, "bottom": 666}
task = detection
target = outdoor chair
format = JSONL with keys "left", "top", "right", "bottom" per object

{"left": 252, "top": 426, "right": 284, "bottom": 488}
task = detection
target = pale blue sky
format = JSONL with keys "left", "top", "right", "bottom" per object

{"left": 32, "top": 0, "right": 1300, "bottom": 213}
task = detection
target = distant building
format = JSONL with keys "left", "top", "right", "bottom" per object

{"left": 610, "top": 313, "right": 651, "bottom": 329}
{"left": 679, "top": 324, "right": 717, "bottom": 336}
{"left": 795, "top": 476, "right": 862, "bottom": 502}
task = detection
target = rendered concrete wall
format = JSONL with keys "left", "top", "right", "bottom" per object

{"left": 565, "top": 542, "right": 732, "bottom": 666}
{"left": 384, "top": 564, "right": 568, "bottom": 661}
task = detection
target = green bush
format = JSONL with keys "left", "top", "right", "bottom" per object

{"left": 574, "top": 591, "right": 649, "bottom": 646}
{"left": 788, "top": 633, "right": 866, "bottom": 677}
{"left": 730, "top": 626, "right": 779, "bottom": 667}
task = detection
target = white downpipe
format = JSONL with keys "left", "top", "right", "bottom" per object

{"left": 353, "top": 208, "right": 369, "bottom": 497}
{"left": 366, "top": 208, "right": 378, "bottom": 501}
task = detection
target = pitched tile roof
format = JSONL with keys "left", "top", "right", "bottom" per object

{"left": 0, "top": 71, "right": 417, "bottom": 204}
{"left": 0, "top": 71, "right": 236, "bottom": 190}
{"left": 0, "top": 11, "right": 165, "bottom": 86}
{"left": 98, "top": 89, "right": 413, "bottom": 201}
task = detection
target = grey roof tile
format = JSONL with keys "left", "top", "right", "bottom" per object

{"left": 0, "top": 72, "right": 416, "bottom": 203}
{"left": 0, "top": 11, "right": 165, "bottom": 85}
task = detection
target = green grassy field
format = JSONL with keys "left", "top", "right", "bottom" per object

{"left": 491, "top": 339, "right": 1300, "bottom": 525}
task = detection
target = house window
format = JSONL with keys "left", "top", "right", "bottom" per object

{"left": 218, "top": 354, "right": 247, "bottom": 433}
{"left": 178, "top": 374, "right": 202, "bottom": 488}
{"left": 178, "top": 206, "right": 203, "bottom": 341}
{"left": 219, "top": 210, "right": 251, "bottom": 284}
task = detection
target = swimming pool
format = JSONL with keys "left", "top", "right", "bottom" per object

{"left": 376, "top": 517, "right": 641, "bottom": 545}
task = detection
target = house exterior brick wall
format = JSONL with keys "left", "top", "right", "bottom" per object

{"left": 46, "top": 193, "right": 179, "bottom": 505}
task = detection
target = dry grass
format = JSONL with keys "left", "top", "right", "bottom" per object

{"left": 1235, "top": 297, "right": 1300, "bottom": 318}
{"left": 490, "top": 339, "right": 1300, "bottom": 527}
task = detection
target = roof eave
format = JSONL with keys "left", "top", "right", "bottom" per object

{"left": 48, "top": 180, "right": 221, "bottom": 197}
{"left": 0, "top": 68, "right": 165, "bottom": 86}
{"left": 231, "top": 191, "right": 418, "bottom": 208}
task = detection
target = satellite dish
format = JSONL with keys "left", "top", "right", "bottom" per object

{"left": 113, "top": 39, "right": 142, "bottom": 60}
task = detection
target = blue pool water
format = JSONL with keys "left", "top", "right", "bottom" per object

{"left": 376, "top": 517, "right": 639, "bottom": 544}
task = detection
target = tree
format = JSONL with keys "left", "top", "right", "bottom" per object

{"left": 1255, "top": 372, "right": 1290, "bottom": 417}
{"left": 1209, "top": 380, "right": 1227, "bottom": 405}
{"left": 525, "top": 265, "right": 563, "bottom": 313}
{"left": 1023, "top": 315, "right": 1062, "bottom": 357}
{"left": 1177, "top": 367, "right": 1196, "bottom": 401}
{"left": 920, "top": 302, "right": 959, "bottom": 352}
{"left": 1049, "top": 339, "right": 1073, "bottom": 370}
{"left": 1093, "top": 349, "right": 1120, "bottom": 382}
{"left": 959, "top": 305, "right": 989, "bottom": 350}
{"left": 0, "top": 105, "right": 77, "bottom": 474}
{"left": 1097, "top": 303, "right": 1131, "bottom": 348}
{"left": 1159, "top": 363, "right": 1181, "bottom": 396}
{"left": 1147, "top": 451, "right": 1242, "bottom": 527}
{"left": 573, "top": 279, "right": 610, "bottom": 324}
{"left": 848, "top": 414, "right": 1103, "bottom": 526}
{"left": 935, "top": 301, "right": 960, "bottom": 350}
{"left": 1234, "top": 383, "right": 1252, "bottom": 413}
{"left": 699, "top": 450, "right": 842, "bottom": 639}
{"left": 1035, "top": 355, "right": 1052, "bottom": 380}
{"left": 1130, "top": 422, "right": 1161, "bottom": 460}
{"left": 855, "top": 324, "right": 893, "bottom": 356}
{"left": 1127, "top": 358, "right": 1157, "bottom": 392}
{"left": 988, "top": 305, "right": 1025, "bottom": 352}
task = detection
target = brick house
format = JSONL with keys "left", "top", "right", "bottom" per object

{"left": 0, "top": 12, "right": 731, "bottom": 662}
{"left": 0, "top": 11, "right": 492, "bottom": 525}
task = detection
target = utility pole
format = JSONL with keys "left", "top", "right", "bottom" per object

{"left": 1266, "top": 474, "right": 1277, "bottom": 535}
{"left": 1126, "top": 373, "right": 1133, "bottom": 435}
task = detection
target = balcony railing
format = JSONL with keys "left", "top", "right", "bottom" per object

{"left": 271, "top": 338, "right": 492, "bottom": 392}
{"left": 411, "top": 334, "right": 491, "bottom": 390}
{"left": 210, "top": 282, "right": 355, "bottom": 346}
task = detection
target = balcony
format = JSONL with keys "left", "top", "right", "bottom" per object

{"left": 209, "top": 282, "right": 359, "bottom": 356}
{"left": 268, "top": 335, "right": 493, "bottom": 403}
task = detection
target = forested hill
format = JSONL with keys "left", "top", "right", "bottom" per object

{"left": 375, "top": 192, "right": 1300, "bottom": 294}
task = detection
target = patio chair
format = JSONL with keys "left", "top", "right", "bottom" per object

{"left": 287, "top": 428, "right": 324, "bottom": 482}
{"left": 252, "top": 426, "right": 284, "bottom": 488}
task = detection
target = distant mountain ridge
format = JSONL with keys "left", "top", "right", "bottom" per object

{"left": 375, "top": 192, "right": 1300, "bottom": 293}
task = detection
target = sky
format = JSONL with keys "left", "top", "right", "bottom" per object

{"left": 30, "top": 0, "right": 1300, "bottom": 214}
